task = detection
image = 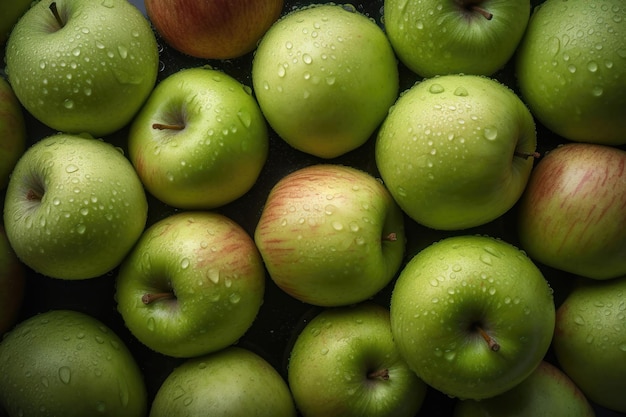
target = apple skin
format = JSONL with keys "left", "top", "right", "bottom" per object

{"left": 453, "top": 361, "right": 595, "bottom": 417}
{"left": 128, "top": 67, "right": 269, "bottom": 209}
{"left": 553, "top": 276, "right": 626, "bottom": 413}
{"left": 3, "top": 134, "right": 148, "bottom": 280}
{"left": 0, "top": 77, "right": 26, "bottom": 190}
{"left": 252, "top": 4, "right": 399, "bottom": 158}
{"left": 515, "top": 0, "right": 626, "bottom": 145}
{"left": 116, "top": 211, "right": 265, "bottom": 358}
{"left": 5, "top": 0, "right": 159, "bottom": 137}
{"left": 145, "top": 0, "right": 284, "bottom": 60}
{"left": 0, "top": 225, "right": 25, "bottom": 336}
{"left": 149, "top": 346, "right": 297, "bottom": 417}
{"left": 390, "top": 235, "right": 555, "bottom": 400}
{"left": 254, "top": 164, "right": 406, "bottom": 307}
{"left": 383, "top": 0, "right": 531, "bottom": 78}
{"left": 0, "top": 309, "right": 148, "bottom": 417}
{"left": 375, "top": 74, "right": 537, "bottom": 231}
{"left": 287, "top": 302, "right": 427, "bottom": 417}
{"left": 0, "top": 0, "right": 32, "bottom": 45}
{"left": 517, "top": 143, "right": 626, "bottom": 280}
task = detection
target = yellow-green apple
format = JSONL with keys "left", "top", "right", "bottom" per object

{"left": 516, "top": 0, "right": 626, "bottom": 145}
{"left": 0, "top": 0, "right": 31, "bottom": 45}
{"left": 375, "top": 74, "right": 537, "bottom": 231}
{"left": 390, "top": 235, "right": 555, "bottom": 400}
{"left": 149, "top": 346, "right": 297, "bottom": 417}
{"left": 287, "top": 302, "right": 427, "bottom": 417}
{"left": 5, "top": 0, "right": 159, "bottom": 137}
{"left": 384, "top": 0, "right": 531, "bottom": 78}
{"left": 128, "top": 67, "right": 269, "bottom": 209}
{"left": 517, "top": 143, "right": 626, "bottom": 280}
{"left": 0, "top": 309, "right": 148, "bottom": 417}
{"left": 0, "top": 77, "right": 26, "bottom": 190}
{"left": 3, "top": 133, "right": 148, "bottom": 280}
{"left": 116, "top": 211, "right": 265, "bottom": 358}
{"left": 254, "top": 164, "right": 405, "bottom": 307}
{"left": 252, "top": 4, "right": 398, "bottom": 158}
{"left": 453, "top": 361, "right": 595, "bottom": 417}
{"left": 553, "top": 276, "right": 626, "bottom": 413}
{"left": 145, "top": 0, "right": 284, "bottom": 59}
{"left": 0, "top": 225, "right": 24, "bottom": 336}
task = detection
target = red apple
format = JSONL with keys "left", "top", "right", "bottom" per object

{"left": 145, "top": 0, "right": 284, "bottom": 59}
{"left": 517, "top": 143, "right": 626, "bottom": 280}
{"left": 0, "top": 225, "right": 24, "bottom": 335}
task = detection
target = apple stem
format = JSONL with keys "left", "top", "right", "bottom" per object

{"left": 514, "top": 150, "right": 541, "bottom": 159}
{"left": 367, "top": 368, "right": 390, "bottom": 381}
{"left": 472, "top": 5, "right": 493, "bottom": 20}
{"left": 152, "top": 123, "right": 185, "bottom": 131}
{"left": 142, "top": 292, "right": 175, "bottom": 304}
{"left": 475, "top": 325, "right": 500, "bottom": 351}
{"left": 383, "top": 232, "right": 398, "bottom": 242}
{"left": 49, "top": 2, "right": 65, "bottom": 28}
{"left": 456, "top": 0, "right": 493, "bottom": 20}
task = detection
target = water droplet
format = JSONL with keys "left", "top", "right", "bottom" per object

{"left": 76, "top": 224, "right": 86, "bottom": 234}
{"left": 302, "top": 54, "right": 313, "bottom": 64}
{"left": 548, "top": 36, "right": 561, "bottom": 56}
{"left": 237, "top": 110, "right": 252, "bottom": 128}
{"left": 64, "top": 99, "right": 75, "bottom": 109}
{"left": 180, "top": 258, "right": 190, "bottom": 270}
{"left": 480, "top": 254, "right": 492, "bottom": 265}
{"left": 117, "top": 45, "right": 128, "bottom": 59}
{"left": 229, "top": 293, "right": 241, "bottom": 304}
{"left": 277, "top": 65, "right": 286, "bottom": 77}
{"left": 332, "top": 221, "right": 343, "bottom": 231}
{"left": 58, "top": 367, "right": 71, "bottom": 384}
{"left": 320, "top": 347, "right": 329, "bottom": 355}
{"left": 65, "top": 164, "right": 79, "bottom": 173}
{"left": 147, "top": 317, "right": 155, "bottom": 331}
{"left": 453, "top": 86, "right": 468, "bottom": 97}
{"left": 208, "top": 269, "right": 220, "bottom": 284}
{"left": 574, "top": 315, "right": 585, "bottom": 325}
{"left": 587, "top": 61, "right": 598, "bottom": 72}
{"left": 592, "top": 86, "right": 604, "bottom": 97}
{"left": 483, "top": 127, "right": 498, "bottom": 141}
{"left": 429, "top": 83, "right": 444, "bottom": 94}
{"left": 619, "top": 343, "right": 626, "bottom": 352}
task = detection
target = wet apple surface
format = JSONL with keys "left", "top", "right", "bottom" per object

{"left": 2, "top": 0, "right": 626, "bottom": 416}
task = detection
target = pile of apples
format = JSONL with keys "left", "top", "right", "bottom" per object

{"left": 0, "top": 0, "right": 624, "bottom": 416}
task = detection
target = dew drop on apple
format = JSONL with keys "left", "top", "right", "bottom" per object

{"left": 429, "top": 83, "right": 445, "bottom": 94}
{"left": 483, "top": 127, "right": 498, "bottom": 141}
{"left": 146, "top": 317, "right": 156, "bottom": 332}
{"left": 229, "top": 292, "right": 241, "bottom": 304}
{"left": 58, "top": 366, "right": 71, "bottom": 384}
{"left": 63, "top": 99, "right": 75, "bottom": 109}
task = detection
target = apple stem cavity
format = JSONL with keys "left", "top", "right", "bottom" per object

{"left": 152, "top": 123, "right": 185, "bottom": 131}
{"left": 475, "top": 324, "right": 500, "bottom": 351}
{"left": 49, "top": 2, "right": 65, "bottom": 28}
{"left": 367, "top": 368, "right": 390, "bottom": 381}
{"left": 456, "top": 0, "right": 493, "bottom": 20}
{"left": 142, "top": 292, "right": 175, "bottom": 304}
{"left": 26, "top": 188, "right": 43, "bottom": 202}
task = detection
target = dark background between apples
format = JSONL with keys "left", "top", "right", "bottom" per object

{"left": 2, "top": 0, "right": 625, "bottom": 416}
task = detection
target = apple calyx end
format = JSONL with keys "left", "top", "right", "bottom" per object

{"left": 142, "top": 292, "right": 175, "bottom": 305}
{"left": 152, "top": 123, "right": 185, "bottom": 131}
{"left": 26, "top": 189, "right": 43, "bottom": 202}
{"left": 383, "top": 232, "right": 398, "bottom": 242}
{"left": 49, "top": 2, "right": 65, "bottom": 28}
{"left": 367, "top": 368, "right": 390, "bottom": 381}
{"left": 475, "top": 324, "right": 500, "bottom": 352}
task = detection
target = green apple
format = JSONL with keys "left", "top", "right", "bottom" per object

{"left": 0, "top": 225, "right": 25, "bottom": 336}
{"left": 116, "top": 211, "right": 265, "bottom": 358}
{"left": 0, "top": 77, "right": 26, "bottom": 190}
{"left": 145, "top": 0, "right": 284, "bottom": 59}
{"left": 375, "top": 74, "right": 537, "bottom": 231}
{"left": 150, "top": 346, "right": 297, "bottom": 417}
{"left": 515, "top": 0, "right": 626, "bottom": 145}
{"left": 453, "top": 361, "right": 595, "bottom": 417}
{"left": 390, "top": 234, "right": 555, "bottom": 400}
{"left": 0, "top": 309, "right": 148, "bottom": 417}
{"left": 3, "top": 133, "right": 148, "bottom": 280}
{"left": 252, "top": 4, "right": 399, "bottom": 158}
{"left": 254, "top": 164, "right": 405, "bottom": 307}
{"left": 517, "top": 143, "right": 626, "bottom": 280}
{"left": 384, "top": 0, "right": 531, "bottom": 78}
{"left": 0, "top": 0, "right": 32, "bottom": 45}
{"left": 128, "top": 67, "right": 269, "bottom": 209}
{"left": 288, "top": 302, "right": 427, "bottom": 417}
{"left": 553, "top": 276, "right": 626, "bottom": 413}
{"left": 5, "top": 0, "right": 159, "bottom": 137}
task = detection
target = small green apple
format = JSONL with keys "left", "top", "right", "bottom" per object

{"left": 517, "top": 143, "right": 626, "bottom": 280}
{"left": 0, "top": 309, "right": 148, "bottom": 417}
{"left": 0, "top": 225, "right": 25, "bottom": 336}
{"left": 3, "top": 133, "right": 148, "bottom": 280}
{"left": 254, "top": 164, "right": 405, "bottom": 307}
{"left": 384, "top": 0, "right": 531, "bottom": 78}
{"left": 453, "top": 361, "right": 596, "bottom": 417}
{"left": 288, "top": 302, "right": 427, "bottom": 417}
{"left": 150, "top": 346, "right": 297, "bottom": 417}
{"left": 375, "top": 74, "right": 537, "bottom": 231}
{"left": 0, "top": 77, "right": 26, "bottom": 190}
{"left": 5, "top": 0, "right": 159, "bottom": 137}
{"left": 553, "top": 276, "right": 626, "bottom": 413}
{"left": 516, "top": 0, "right": 626, "bottom": 145}
{"left": 145, "top": 0, "right": 284, "bottom": 59}
{"left": 116, "top": 211, "right": 265, "bottom": 358}
{"left": 128, "top": 67, "right": 269, "bottom": 209}
{"left": 252, "top": 4, "right": 399, "bottom": 158}
{"left": 390, "top": 235, "right": 555, "bottom": 400}
{"left": 0, "top": 0, "right": 32, "bottom": 45}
